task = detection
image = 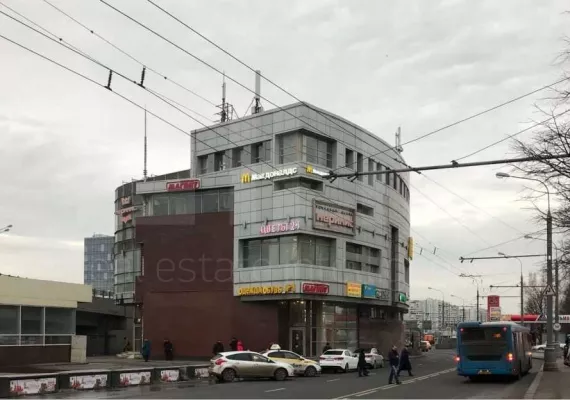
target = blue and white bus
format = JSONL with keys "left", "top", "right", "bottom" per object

{"left": 455, "top": 321, "right": 532, "bottom": 380}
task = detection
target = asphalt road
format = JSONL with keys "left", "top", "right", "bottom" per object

{"left": 42, "top": 350, "right": 543, "bottom": 399}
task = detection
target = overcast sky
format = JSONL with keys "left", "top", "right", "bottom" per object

{"left": 0, "top": 0, "right": 569, "bottom": 314}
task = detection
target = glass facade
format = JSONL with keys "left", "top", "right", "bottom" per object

{"left": 0, "top": 305, "right": 75, "bottom": 346}
{"left": 84, "top": 234, "right": 114, "bottom": 294}
{"left": 150, "top": 188, "right": 234, "bottom": 216}
{"left": 242, "top": 234, "right": 334, "bottom": 268}
{"left": 277, "top": 131, "right": 333, "bottom": 168}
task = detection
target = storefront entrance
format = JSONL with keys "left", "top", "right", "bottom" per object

{"left": 290, "top": 327, "right": 305, "bottom": 355}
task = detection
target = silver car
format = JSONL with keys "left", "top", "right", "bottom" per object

{"left": 209, "top": 351, "right": 295, "bottom": 382}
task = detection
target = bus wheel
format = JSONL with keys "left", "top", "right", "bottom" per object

{"left": 515, "top": 363, "right": 523, "bottom": 380}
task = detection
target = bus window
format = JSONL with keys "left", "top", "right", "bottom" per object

{"left": 461, "top": 327, "right": 508, "bottom": 342}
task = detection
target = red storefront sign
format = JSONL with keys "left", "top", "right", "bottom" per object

{"left": 302, "top": 282, "right": 329, "bottom": 295}
{"left": 166, "top": 179, "right": 201, "bottom": 192}
{"left": 260, "top": 220, "right": 300, "bottom": 234}
{"left": 487, "top": 295, "right": 500, "bottom": 308}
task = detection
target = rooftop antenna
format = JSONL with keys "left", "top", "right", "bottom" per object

{"left": 143, "top": 107, "right": 148, "bottom": 181}
{"left": 395, "top": 126, "right": 403, "bottom": 153}
{"left": 216, "top": 73, "right": 235, "bottom": 123}
{"left": 252, "top": 70, "right": 263, "bottom": 115}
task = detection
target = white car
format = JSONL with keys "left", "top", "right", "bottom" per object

{"left": 354, "top": 348, "right": 384, "bottom": 368}
{"left": 532, "top": 343, "right": 566, "bottom": 352}
{"left": 319, "top": 349, "right": 359, "bottom": 372}
{"left": 209, "top": 351, "right": 295, "bottom": 382}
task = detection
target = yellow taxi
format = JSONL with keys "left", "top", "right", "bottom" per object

{"left": 262, "top": 346, "right": 321, "bottom": 377}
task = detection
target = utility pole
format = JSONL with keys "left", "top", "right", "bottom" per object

{"left": 476, "top": 287, "right": 480, "bottom": 321}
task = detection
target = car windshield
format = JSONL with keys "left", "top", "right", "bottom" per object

{"left": 324, "top": 350, "right": 344, "bottom": 355}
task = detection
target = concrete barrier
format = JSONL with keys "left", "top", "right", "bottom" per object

{"left": 0, "top": 363, "right": 210, "bottom": 398}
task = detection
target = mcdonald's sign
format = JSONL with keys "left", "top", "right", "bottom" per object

{"left": 306, "top": 165, "right": 329, "bottom": 177}
{"left": 240, "top": 173, "right": 252, "bottom": 183}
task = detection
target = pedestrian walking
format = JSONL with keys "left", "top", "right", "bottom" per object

{"left": 357, "top": 350, "right": 368, "bottom": 377}
{"left": 322, "top": 343, "right": 332, "bottom": 353}
{"left": 229, "top": 337, "right": 238, "bottom": 351}
{"left": 163, "top": 338, "right": 173, "bottom": 361}
{"left": 388, "top": 345, "right": 401, "bottom": 384}
{"left": 397, "top": 346, "right": 413, "bottom": 377}
{"left": 141, "top": 339, "right": 151, "bottom": 362}
{"left": 213, "top": 341, "right": 224, "bottom": 355}
{"left": 237, "top": 339, "right": 244, "bottom": 351}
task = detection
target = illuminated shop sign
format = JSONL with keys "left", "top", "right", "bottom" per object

{"left": 241, "top": 168, "right": 297, "bottom": 183}
{"left": 238, "top": 283, "right": 296, "bottom": 296}
{"left": 362, "top": 284, "right": 377, "bottom": 299}
{"left": 306, "top": 165, "right": 329, "bottom": 177}
{"left": 115, "top": 206, "right": 139, "bottom": 224}
{"left": 121, "top": 196, "right": 131, "bottom": 206}
{"left": 407, "top": 237, "right": 414, "bottom": 260}
{"left": 260, "top": 220, "right": 300, "bottom": 235}
{"left": 346, "top": 282, "right": 362, "bottom": 298}
{"left": 166, "top": 179, "right": 201, "bottom": 192}
{"left": 302, "top": 282, "right": 329, "bottom": 295}
{"left": 313, "top": 200, "right": 356, "bottom": 235}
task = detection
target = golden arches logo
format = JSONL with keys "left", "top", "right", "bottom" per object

{"left": 240, "top": 173, "right": 251, "bottom": 183}
{"left": 306, "top": 166, "right": 313, "bottom": 174}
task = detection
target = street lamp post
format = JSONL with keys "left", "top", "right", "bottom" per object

{"left": 451, "top": 294, "right": 466, "bottom": 322}
{"left": 496, "top": 172, "right": 557, "bottom": 371}
{"left": 428, "top": 287, "right": 445, "bottom": 335}
{"left": 498, "top": 252, "right": 524, "bottom": 326}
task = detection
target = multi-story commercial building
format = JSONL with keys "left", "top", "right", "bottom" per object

{"left": 114, "top": 102, "right": 412, "bottom": 358}
{"left": 84, "top": 234, "right": 114, "bottom": 294}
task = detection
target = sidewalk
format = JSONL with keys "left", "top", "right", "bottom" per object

{"left": 526, "top": 358, "right": 570, "bottom": 399}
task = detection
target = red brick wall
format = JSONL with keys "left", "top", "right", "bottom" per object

{"left": 135, "top": 212, "right": 278, "bottom": 358}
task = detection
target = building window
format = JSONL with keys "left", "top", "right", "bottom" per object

{"left": 345, "top": 149, "right": 354, "bottom": 169}
{"left": 278, "top": 132, "right": 300, "bottom": 164}
{"left": 385, "top": 167, "right": 391, "bottom": 185}
{"left": 153, "top": 195, "right": 169, "bottom": 216}
{"left": 214, "top": 152, "right": 225, "bottom": 171}
{"left": 242, "top": 235, "right": 334, "bottom": 268}
{"left": 364, "top": 264, "right": 380, "bottom": 274}
{"left": 356, "top": 203, "right": 374, "bottom": 216}
{"left": 356, "top": 153, "right": 363, "bottom": 182}
{"left": 252, "top": 141, "right": 271, "bottom": 163}
{"left": 202, "top": 191, "right": 219, "bottom": 213}
{"left": 21, "top": 307, "right": 42, "bottom": 335}
{"left": 232, "top": 147, "right": 243, "bottom": 168}
{"left": 198, "top": 155, "right": 208, "bottom": 174}
{"left": 274, "top": 178, "right": 323, "bottom": 191}
{"left": 346, "top": 242, "right": 362, "bottom": 254}
{"left": 45, "top": 308, "right": 74, "bottom": 335}
{"left": 376, "top": 163, "right": 382, "bottom": 182}
{"left": 368, "top": 159, "right": 374, "bottom": 186}
{"left": 150, "top": 188, "right": 233, "bottom": 216}
{"left": 346, "top": 260, "right": 362, "bottom": 270}
{"left": 393, "top": 173, "right": 398, "bottom": 190}
{"left": 305, "top": 135, "right": 333, "bottom": 168}
{"left": 0, "top": 305, "right": 19, "bottom": 334}
{"left": 405, "top": 259, "right": 410, "bottom": 284}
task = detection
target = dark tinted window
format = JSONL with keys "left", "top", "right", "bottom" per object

{"left": 267, "top": 351, "right": 282, "bottom": 358}
{"left": 251, "top": 354, "right": 270, "bottom": 362}
{"left": 324, "top": 350, "right": 343, "bottom": 355}
{"left": 461, "top": 327, "right": 508, "bottom": 342}
{"left": 227, "top": 353, "right": 252, "bottom": 361}
{"left": 283, "top": 351, "right": 301, "bottom": 360}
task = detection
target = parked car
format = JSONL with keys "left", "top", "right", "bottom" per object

{"left": 262, "top": 349, "right": 321, "bottom": 377}
{"left": 352, "top": 348, "right": 384, "bottom": 368}
{"left": 420, "top": 341, "right": 432, "bottom": 352}
{"left": 209, "top": 351, "right": 295, "bottom": 382}
{"left": 532, "top": 342, "right": 566, "bottom": 352}
{"left": 319, "top": 349, "right": 359, "bottom": 372}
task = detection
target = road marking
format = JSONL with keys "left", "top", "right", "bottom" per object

{"left": 265, "top": 388, "right": 286, "bottom": 393}
{"left": 331, "top": 367, "right": 456, "bottom": 399}
{"left": 327, "top": 378, "right": 341, "bottom": 382}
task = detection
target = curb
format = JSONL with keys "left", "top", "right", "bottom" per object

{"left": 0, "top": 364, "right": 210, "bottom": 398}
{"left": 523, "top": 364, "right": 544, "bottom": 399}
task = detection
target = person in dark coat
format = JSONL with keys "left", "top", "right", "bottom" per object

{"left": 397, "top": 346, "right": 413, "bottom": 377}
{"left": 163, "top": 339, "right": 173, "bottom": 361}
{"left": 357, "top": 351, "right": 368, "bottom": 377}
{"left": 213, "top": 341, "right": 224, "bottom": 355}
{"left": 322, "top": 343, "right": 332, "bottom": 353}
{"left": 229, "top": 337, "right": 238, "bottom": 351}
{"left": 388, "top": 346, "right": 401, "bottom": 384}
{"left": 141, "top": 339, "right": 151, "bottom": 362}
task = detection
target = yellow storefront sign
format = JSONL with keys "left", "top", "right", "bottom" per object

{"left": 346, "top": 282, "right": 362, "bottom": 298}
{"left": 408, "top": 237, "right": 414, "bottom": 260}
{"left": 240, "top": 173, "right": 252, "bottom": 183}
{"left": 238, "top": 283, "right": 295, "bottom": 296}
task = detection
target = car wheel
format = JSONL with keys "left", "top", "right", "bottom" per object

{"left": 221, "top": 368, "right": 236, "bottom": 383}
{"left": 304, "top": 366, "right": 317, "bottom": 377}
{"left": 344, "top": 363, "right": 349, "bottom": 373}
{"left": 274, "top": 368, "right": 287, "bottom": 382}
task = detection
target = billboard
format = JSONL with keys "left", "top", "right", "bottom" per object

{"left": 489, "top": 306, "right": 501, "bottom": 322}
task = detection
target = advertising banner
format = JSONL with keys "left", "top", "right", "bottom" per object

{"left": 119, "top": 372, "right": 151, "bottom": 386}
{"left": 375, "top": 288, "right": 390, "bottom": 301}
{"left": 160, "top": 370, "right": 180, "bottom": 382}
{"left": 70, "top": 375, "right": 108, "bottom": 390}
{"left": 195, "top": 368, "right": 210, "bottom": 379}
{"left": 489, "top": 306, "right": 501, "bottom": 321}
{"left": 362, "top": 284, "right": 377, "bottom": 299}
{"left": 346, "top": 282, "right": 362, "bottom": 298}
{"left": 313, "top": 200, "right": 356, "bottom": 235}
{"left": 10, "top": 378, "right": 57, "bottom": 395}
{"left": 487, "top": 295, "right": 500, "bottom": 321}
{"left": 302, "top": 282, "right": 329, "bottom": 295}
